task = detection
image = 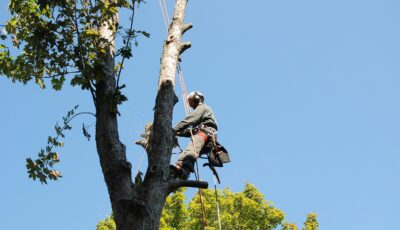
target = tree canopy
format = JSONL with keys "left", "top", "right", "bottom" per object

{"left": 97, "top": 183, "right": 319, "bottom": 230}
{"left": 1, "top": 0, "right": 146, "bottom": 90}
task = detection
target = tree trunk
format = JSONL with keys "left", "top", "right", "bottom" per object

{"left": 95, "top": 0, "right": 204, "bottom": 229}
{"left": 95, "top": 3, "right": 136, "bottom": 229}
{"left": 133, "top": 0, "right": 193, "bottom": 228}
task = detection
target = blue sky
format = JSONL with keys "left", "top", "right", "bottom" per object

{"left": 1, "top": 0, "right": 400, "bottom": 229}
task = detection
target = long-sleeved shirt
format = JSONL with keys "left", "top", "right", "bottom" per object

{"left": 174, "top": 103, "right": 218, "bottom": 133}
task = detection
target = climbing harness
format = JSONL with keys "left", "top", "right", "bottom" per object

{"left": 198, "top": 127, "right": 230, "bottom": 184}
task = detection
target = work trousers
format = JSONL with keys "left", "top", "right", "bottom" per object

{"left": 176, "top": 134, "right": 206, "bottom": 167}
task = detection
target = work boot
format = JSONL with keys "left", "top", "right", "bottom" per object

{"left": 170, "top": 164, "right": 189, "bottom": 180}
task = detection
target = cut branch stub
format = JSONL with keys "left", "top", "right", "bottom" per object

{"left": 168, "top": 180, "right": 209, "bottom": 194}
{"left": 179, "top": 42, "right": 191, "bottom": 55}
{"left": 182, "top": 23, "right": 193, "bottom": 35}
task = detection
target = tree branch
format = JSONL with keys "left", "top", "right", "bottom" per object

{"left": 179, "top": 42, "right": 191, "bottom": 55}
{"left": 116, "top": 1, "right": 136, "bottom": 87}
{"left": 182, "top": 23, "right": 193, "bottom": 35}
{"left": 73, "top": 7, "right": 88, "bottom": 73}
{"left": 70, "top": 111, "right": 97, "bottom": 119}
{"left": 65, "top": 2, "right": 89, "bottom": 78}
{"left": 168, "top": 179, "right": 208, "bottom": 194}
{"left": 65, "top": 3, "right": 100, "bottom": 108}
{"left": 47, "top": 111, "right": 96, "bottom": 153}
{"left": 43, "top": 71, "right": 80, "bottom": 79}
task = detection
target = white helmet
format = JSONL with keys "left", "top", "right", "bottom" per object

{"left": 187, "top": 91, "right": 204, "bottom": 103}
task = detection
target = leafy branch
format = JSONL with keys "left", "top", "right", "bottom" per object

{"left": 115, "top": 1, "right": 150, "bottom": 87}
{"left": 26, "top": 105, "right": 95, "bottom": 184}
{"left": 116, "top": 1, "right": 136, "bottom": 87}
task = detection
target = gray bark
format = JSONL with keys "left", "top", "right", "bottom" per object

{"left": 95, "top": 6, "right": 136, "bottom": 230}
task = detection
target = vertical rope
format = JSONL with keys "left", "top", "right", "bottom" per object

{"left": 214, "top": 176, "right": 222, "bottom": 230}
{"left": 158, "top": 0, "right": 169, "bottom": 30}
{"left": 162, "top": 0, "right": 171, "bottom": 23}
{"left": 178, "top": 65, "right": 190, "bottom": 115}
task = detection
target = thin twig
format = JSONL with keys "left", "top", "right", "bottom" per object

{"left": 67, "top": 2, "right": 99, "bottom": 107}
{"left": 116, "top": 2, "right": 136, "bottom": 87}
{"left": 88, "top": 0, "right": 94, "bottom": 9}
{"left": 79, "top": 0, "right": 86, "bottom": 9}
{"left": 47, "top": 111, "right": 96, "bottom": 155}
{"left": 64, "top": 2, "right": 88, "bottom": 78}
{"left": 43, "top": 71, "right": 80, "bottom": 79}
{"left": 73, "top": 4, "right": 87, "bottom": 73}
{"left": 70, "top": 111, "right": 96, "bottom": 118}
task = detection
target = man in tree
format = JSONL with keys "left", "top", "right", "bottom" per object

{"left": 1, "top": 0, "right": 213, "bottom": 228}
{"left": 170, "top": 91, "right": 219, "bottom": 179}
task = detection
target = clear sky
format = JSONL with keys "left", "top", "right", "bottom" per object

{"left": 1, "top": 0, "right": 399, "bottom": 229}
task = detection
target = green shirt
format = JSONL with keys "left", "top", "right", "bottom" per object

{"left": 174, "top": 103, "right": 218, "bottom": 132}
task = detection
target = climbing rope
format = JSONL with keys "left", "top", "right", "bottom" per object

{"left": 158, "top": 2, "right": 222, "bottom": 229}
{"left": 158, "top": 0, "right": 170, "bottom": 30}
{"left": 214, "top": 176, "right": 222, "bottom": 230}
{"left": 178, "top": 65, "right": 190, "bottom": 115}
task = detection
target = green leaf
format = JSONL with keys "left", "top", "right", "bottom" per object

{"left": 141, "top": 31, "right": 150, "bottom": 38}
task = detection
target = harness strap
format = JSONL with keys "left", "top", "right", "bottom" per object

{"left": 197, "top": 131, "right": 208, "bottom": 142}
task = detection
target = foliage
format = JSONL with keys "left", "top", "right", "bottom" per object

{"left": 282, "top": 222, "right": 299, "bottom": 230}
{"left": 185, "top": 183, "right": 285, "bottom": 230}
{"left": 302, "top": 213, "right": 318, "bottom": 230}
{"left": 26, "top": 105, "right": 77, "bottom": 183}
{"left": 96, "top": 215, "right": 116, "bottom": 230}
{"left": 0, "top": 0, "right": 148, "bottom": 91}
{"left": 160, "top": 188, "right": 189, "bottom": 230}
{"left": 98, "top": 183, "right": 319, "bottom": 230}
{"left": 25, "top": 105, "right": 95, "bottom": 184}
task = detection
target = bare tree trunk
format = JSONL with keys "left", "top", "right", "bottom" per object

{"left": 95, "top": 0, "right": 205, "bottom": 229}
